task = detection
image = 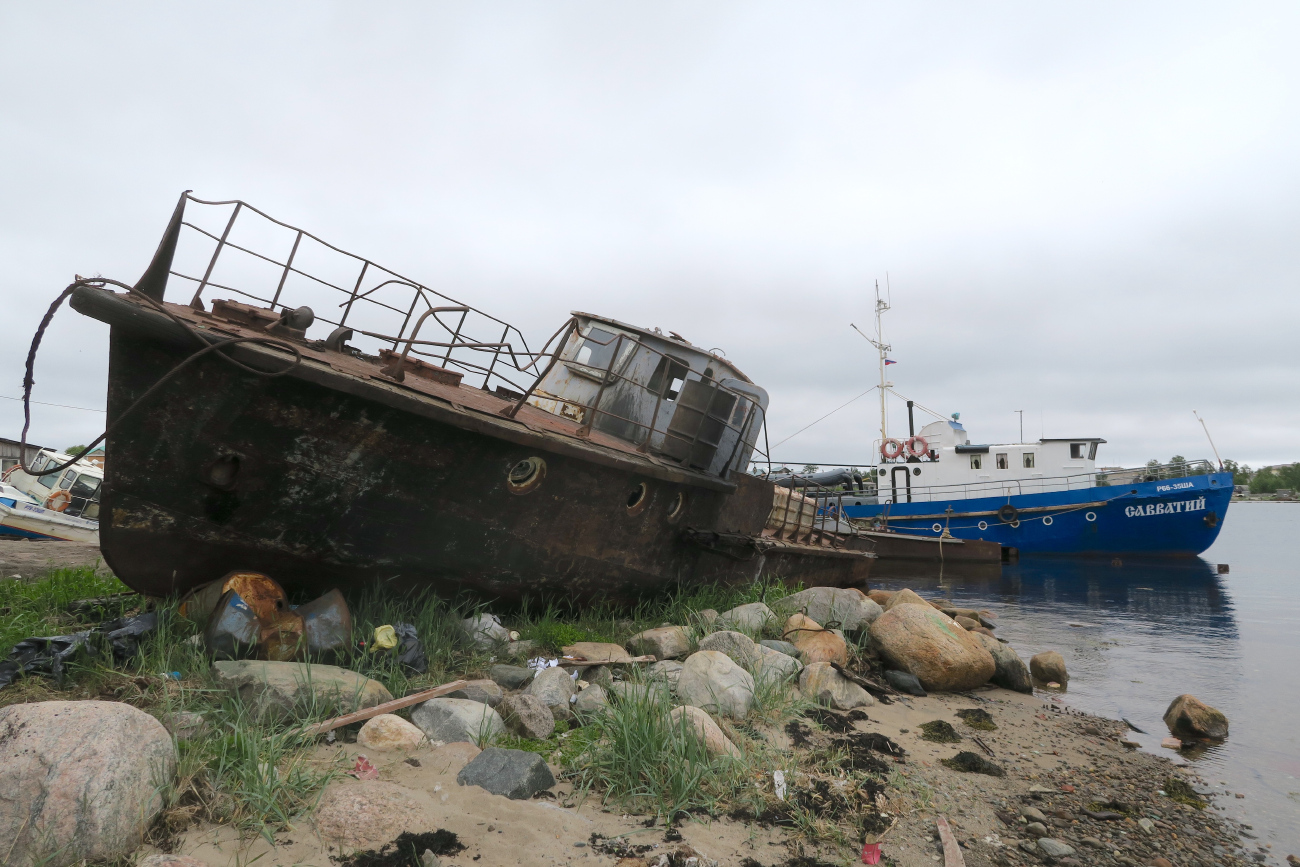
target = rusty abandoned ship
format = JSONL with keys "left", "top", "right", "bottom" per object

{"left": 63, "top": 192, "right": 876, "bottom": 603}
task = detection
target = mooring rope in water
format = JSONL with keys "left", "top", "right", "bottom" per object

{"left": 17, "top": 277, "right": 303, "bottom": 478}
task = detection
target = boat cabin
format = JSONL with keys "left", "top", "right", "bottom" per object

{"left": 526, "top": 313, "right": 768, "bottom": 479}
{"left": 4, "top": 449, "right": 104, "bottom": 520}
{"left": 876, "top": 417, "right": 1106, "bottom": 501}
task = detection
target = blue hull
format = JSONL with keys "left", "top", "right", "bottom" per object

{"left": 840, "top": 472, "right": 1233, "bottom": 556}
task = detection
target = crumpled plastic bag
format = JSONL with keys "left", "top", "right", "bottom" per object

{"left": 393, "top": 622, "right": 427, "bottom": 673}
{"left": 0, "top": 611, "right": 162, "bottom": 690}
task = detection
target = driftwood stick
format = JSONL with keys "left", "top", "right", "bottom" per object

{"left": 296, "top": 679, "right": 469, "bottom": 737}
{"left": 936, "top": 816, "right": 966, "bottom": 867}
{"left": 830, "top": 662, "right": 896, "bottom": 696}
{"left": 972, "top": 735, "right": 996, "bottom": 757}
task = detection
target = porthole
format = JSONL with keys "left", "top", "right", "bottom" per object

{"left": 1085, "top": 511, "right": 1097, "bottom": 522}
{"left": 978, "top": 520, "right": 988, "bottom": 531}
{"left": 1042, "top": 516, "right": 1054, "bottom": 526}
{"left": 667, "top": 491, "right": 686, "bottom": 523}
{"left": 506, "top": 456, "right": 546, "bottom": 495}
{"left": 626, "top": 482, "right": 648, "bottom": 515}
{"left": 1010, "top": 519, "right": 1021, "bottom": 528}
{"left": 878, "top": 469, "right": 887, "bottom": 477}
{"left": 932, "top": 523, "right": 943, "bottom": 533}
{"left": 913, "top": 467, "right": 921, "bottom": 476}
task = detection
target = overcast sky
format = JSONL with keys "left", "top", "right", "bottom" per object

{"left": 3, "top": 3, "right": 1298, "bottom": 470}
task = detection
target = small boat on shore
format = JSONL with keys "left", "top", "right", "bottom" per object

{"left": 0, "top": 449, "right": 102, "bottom": 543}
{"left": 55, "top": 192, "right": 875, "bottom": 602}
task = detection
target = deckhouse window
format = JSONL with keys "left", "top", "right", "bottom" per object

{"left": 574, "top": 327, "right": 620, "bottom": 371}
{"left": 1070, "top": 443, "right": 1087, "bottom": 459}
{"left": 996, "top": 453, "right": 1009, "bottom": 470}
{"left": 1088, "top": 442, "right": 1098, "bottom": 460}
{"left": 970, "top": 455, "right": 982, "bottom": 470}
{"left": 1023, "top": 453, "right": 1035, "bottom": 468}
{"left": 648, "top": 355, "right": 690, "bottom": 402}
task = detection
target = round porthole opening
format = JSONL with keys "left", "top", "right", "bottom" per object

{"left": 626, "top": 482, "right": 648, "bottom": 514}
{"left": 1042, "top": 515, "right": 1054, "bottom": 526}
{"left": 978, "top": 520, "right": 988, "bottom": 531}
{"left": 667, "top": 491, "right": 686, "bottom": 522}
{"left": 932, "top": 523, "right": 943, "bottom": 533}
{"left": 913, "top": 467, "right": 922, "bottom": 476}
{"left": 1085, "top": 511, "right": 1097, "bottom": 522}
{"left": 878, "top": 468, "right": 887, "bottom": 477}
{"left": 506, "top": 457, "right": 547, "bottom": 494}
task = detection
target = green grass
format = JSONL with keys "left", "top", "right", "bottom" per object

{"left": 0, "top": 566, "right": 133, "bottom": 653}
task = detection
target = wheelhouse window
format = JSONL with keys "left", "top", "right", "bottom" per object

{"left": 996, "top": 453, "right": 1009, "bottom": 470}
{"left": 1023, "top": 453, "right": 1035, "bottom": 468}
{"left": 1070, "top": 443, "right": 1087, "bottom": 459}
{"left": 67, "top": 474, "right": 102, "bottom": 519}
{"left": 574, "top": 327, "right": 621, "bottom": 371}
{"left": 1088, "top": 442, "right": 1099, "bottom": 460}
{"left": 970, "top": 455, "right": 982, "bottom": 470}
{"left": 647, "top": 355, "right": 690, "bottom": 402}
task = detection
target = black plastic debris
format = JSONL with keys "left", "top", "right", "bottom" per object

{"left": 0, "top": 611, "right": 162, "bottom": 690}
{"left": 393, "top": 622, "right": 427, "bottom": 673}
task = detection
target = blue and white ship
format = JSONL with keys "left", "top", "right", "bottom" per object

{"left": 813, "top": 287, "right": 1232, "bottom": 557}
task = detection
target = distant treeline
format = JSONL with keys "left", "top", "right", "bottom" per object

{"left": 1217, "top": 459, "right": 1300, "bottom": 493}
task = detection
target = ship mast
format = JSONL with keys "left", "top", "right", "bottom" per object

{"left": 851, "top": 280, "right": 892, "bottom": 461}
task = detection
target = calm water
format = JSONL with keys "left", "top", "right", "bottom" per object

{"left": 872, "top": 502, "right": 1300, "bottom": 861}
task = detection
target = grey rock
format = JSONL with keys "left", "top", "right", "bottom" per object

{"left": 582, "top": 664, "right": 614, "bottom": 687}
{"left": 698, "top": 630, "right": 762, "bottom": 668}
{"left": 798, "top": 661, "right": 871, "bottom": 709}
{"left": 760, "top": 639, "right": 800, "bottom": 658}
{"left": 976, "top": 633, "right": 1034, "bottom": 694}
{"left": 462, "top": 612, "right": 510, "bottom": 649}
{"left": 446, "top": 678, "right": 505, "bottom": 707}
{"left": 1037, "top": 839, "right": 1076, "bottom": 858}
{"left": 648, "top": 660, "right": 685, "bottom": 688}
{"left": 1029, "top": 650, "right": 1069, "bottom": 685}
{"left": 0, "top": 700, "right": 178, "bottom": 867}
{"left": 1137, "top": 818, "right": 1154, "bottom": 833}
{"left": 526, "top": 666, "right": 577, "bottom": 721}
{"left": 772, "top": 587, "right": 882, "bottom": 632}
{"left": 212, "top": 660, "right": 392, "bottom": 720}
{"left": 573, "top": 684, "right": 609, "bottom": 714}
{"left": 1025, "top": 822, "right": 1048, "bottom": 838}
{"left": 626, "top": 625, "right": 692, "bottom": 660}
{"left": 164, "top": 710, "right": 210, "bottom": 741}
{"left": 752, "top": 645, "right": 803, "bottom": 685}
{"left": 677, "top": 650, "right": 755, "bottom": 719}
{"left": 421, "top": 851, "right": 441, "bottom": 867}
{"left": 717, "top": 602, "right": 775, "bottom": 635}
{"left": 498, "top": 694, "right": 555, "bottom": 739}
{"left": 490, "top": 664, "right": 534, "bottom": 689}
{"left": 884, "top": 669, "right": 927, "bottom": 696}
{"left": 457, "top": 747, "right": 556, "bottom": 799}
{"left": 1020, "top": 806, "right": 1047, "bottom": 823}
{"left": 506, "top": 639, "right": 537, "bottom": 658}
{"left": 411, "top": 697, "right": 505, "bottom": 744}
{"left": 1019, "top": 840, "right": 1040, "bottom": 855}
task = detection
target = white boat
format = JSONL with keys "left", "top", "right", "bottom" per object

{"left": 0, "top": 449, "right": 102, "bottom": 543}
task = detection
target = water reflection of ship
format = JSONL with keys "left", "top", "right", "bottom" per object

{"left": 873, "top": 556, "right": 1237, "bottom": 637}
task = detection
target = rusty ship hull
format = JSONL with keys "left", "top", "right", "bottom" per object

{"left": 67, "top": 195, "right": 873, "bottom": 603}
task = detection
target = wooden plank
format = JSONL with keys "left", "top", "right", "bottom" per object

{"left": 936, "top": 816, "right": 966, "bottom": 867}
{"left": 295, "top": 679, "right": 469, "bottom": 737}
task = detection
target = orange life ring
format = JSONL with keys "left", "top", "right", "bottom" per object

{"left": 880, "top": 438, "right": 905, "bottom": 460}
{"left": 905, "top": 435, "right": 929, "bottom": 458}
{"left": 1, "top": 464, "right": 19, "bottom": 482}
{"left": 45, "top": 489, "right": 72, "bottom": 512}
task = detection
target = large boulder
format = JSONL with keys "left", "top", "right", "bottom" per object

{"left": 411, "top": 698, "right": 505, "bottom": 744}
{"left": 1, "top": 702, "right": 177, "bottom": 867}
{"left": 1029, "top": 651, "right": 1069, "bottom": 685}
{"left": 783, "top": 613, "right": 848, "bottom": 665}
{"left": 716, "top": 602, "right": 775, "bottom": 635}
{"left": 698, "top": 630, "right": 762, "bottom": 669}
{"left": 670, "top": 706, "right": 741, "bottom": 758}
{"left": 1163, "top": 694, "right": 1229, "bottom": 739}
{"left": 626, "top": 626, "right": 691, "bottom": 660}
{"left": 526, "top": 666, "right": 577, "bottom": 721}
{"left": 760, "top": 639, "right": 800, "bottom": 657}
{"left": 648, "top": 660, "right": 685, "bottom": 689}
{"left": 573, "top": 684, "right": 609, "bottom": 714}
{"left": 212, "top": 660, "right": 392, "bottom": 720}
{"left": 867, "top": 589, "right": 894, "bottom": 607}
{"left": 676, "top": 651, "right": 755, "bottom": 719}
{"left": 869, "top": 604, "right": 995, "bottom": 692}
{"left": 446, "top": 679, "right": 504, "bottom": 707}
{"left": 798, "top": 662, "right": 873, "bottom": 710}
{"left": 883, "top": 588, "right": 932, "bottom": 610}
{"left": 457, "top": 747, "right": 555, "bottom": 799}
{"left": 489, "top": 663, "right": 534, "bottom": 689}
{"left": 752, "top": 644, "right": 803, "bottom": 686}
{"left": 499, "top": 694, "right": 555, "bottom": 739}
{"left": 562, "top": 642, "right": 638, "bottom": 664}
{"left": 773, "top": 587, "right": 882, "bottom": 631}
{"left": 357, "top": 714, "right": 428, "bottom": 751}
{"left": 461, "top": 612, "right": 510, "bottom": 648}
{"left": 974, "top": 633, "right": 1033, "bottom": 694}
{"left": 315, "top": 780, "right": 425, "bottom": 848}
